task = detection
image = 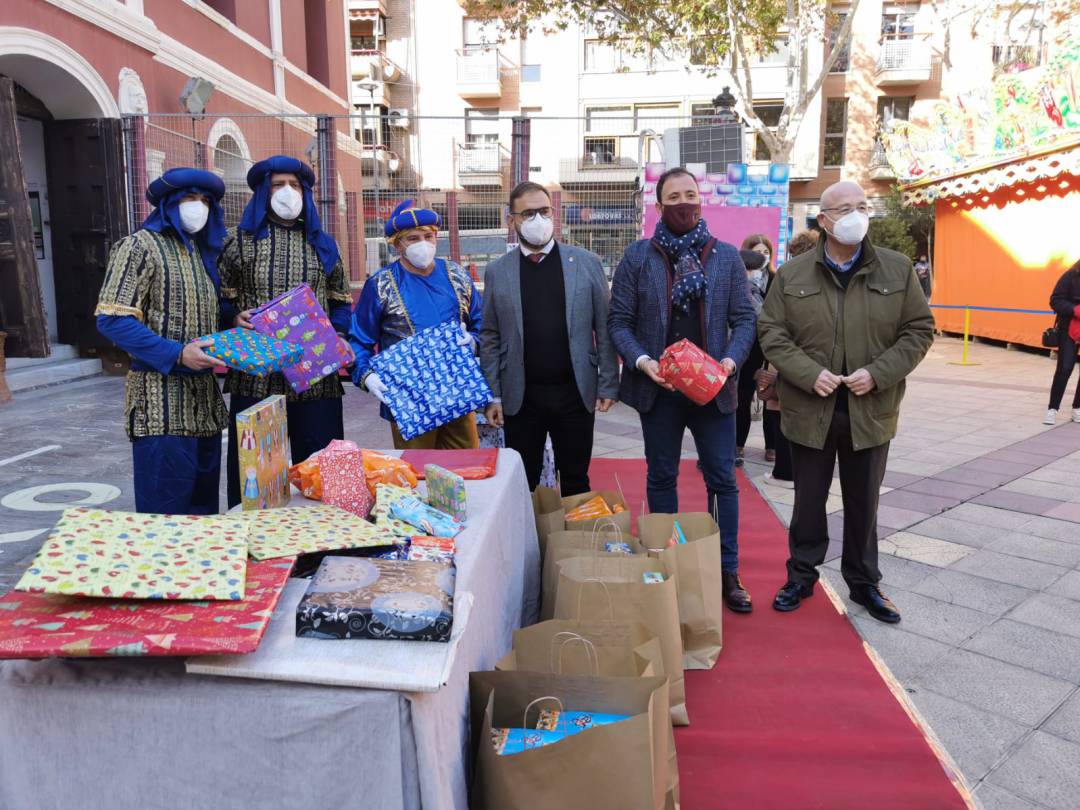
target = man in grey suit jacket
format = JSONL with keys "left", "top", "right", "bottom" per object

{"left": 480, "top": 182, "right": 619, "bottom": 495}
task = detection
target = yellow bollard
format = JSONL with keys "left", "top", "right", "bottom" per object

{"left": 949, "top": 307, "right": 981, "bottom": 366}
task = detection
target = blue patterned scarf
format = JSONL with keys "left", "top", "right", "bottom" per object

{"left": 652, "top": 218, "right": 711, "bottom": 314}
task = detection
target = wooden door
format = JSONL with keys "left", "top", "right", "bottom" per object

{"left": 45, "top": 117, "right": 127, "bottom": 351}
{"left": 0, "top": 78, "right": 49, "bottom": 358}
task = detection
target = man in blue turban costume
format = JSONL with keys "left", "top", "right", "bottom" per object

{"left": 349, "top": 200, "right": 483, "bottom": 448}
{"left": 95, "top": 167, "right": 230, "bottom": 514}
{"left": 219, "top": 154, "right": 352, "bottom": 508}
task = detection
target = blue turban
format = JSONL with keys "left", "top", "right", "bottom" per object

{"left": 238, "top": 155, "right": 340, "bottom": 275}
{"left": 385, "top": 199, "right": 441, "bottom": 240}
{"left": 141, "top": 167, "right": 226, "bottom": 290}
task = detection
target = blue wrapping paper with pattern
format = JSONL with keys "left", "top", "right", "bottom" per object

{"left": 198, "top": 328, "right": 304, "bottom": 377}
{"left": 369, "top": 320, "right": 493, "bottom": 440}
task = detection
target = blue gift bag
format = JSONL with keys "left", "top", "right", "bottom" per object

{"left": 370, "top": 320, "right": 493, "bottom": 441}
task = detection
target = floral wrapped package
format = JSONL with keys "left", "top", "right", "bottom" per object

{"left": 320, "top": 439, "right": 373, "bottom": 519}
{"left": 15, "top": 507, "right": 249, "bottom": 601}
{"left": 233, "top": 505, "right": 399, "bottom": 561}
{"left": 658, "top": 338, "right": 729, "bottom": 406}
{"left": 250, "top": 283, "right": 354, "bottom": 394}
{"left": 0, "top": 559, "right": 292, "bottom": 659}
{"left": 295, "top": 556, "right": 455, "bottom": 642}
{"left": 424, "top": 464, "right": 466, "bottom": 522}
{"left": 369, "top": 320, "right": 493, "bottom": 441}
{"left": 197, "top": 327, "right": 303, "bottom": 376}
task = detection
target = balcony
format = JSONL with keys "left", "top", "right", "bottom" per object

{"left": 457, "top": 142, "right": 506, "bottom": 187}
{"left": 456, "top": 48, "right": 502, "bottom": 99}
{"left": 559, "top": 156, "right": 639, "bottom": 188}
{"left": 351, "top": 50, "right": 401, "bottom": 82}
{"left": 868, "top": 140, "right": 895, "bottom": 180}
{"left": 359, "top": 145, "right": 399, "bottom": 183}
{"left": 876, "top": 39, "right": 932, "bottom": 85}
{"left": 348, "top": 0, "right": 387, "bottom": 15}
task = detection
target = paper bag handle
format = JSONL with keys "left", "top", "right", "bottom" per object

{"left": 574, "top": 577, "right": 615, "bottom": 625}
{"left": 524, "top": 696, "right": 565, "bottom": 731}
{"left": 555, "top": 636, "right": 599, "bottom": 677}
{"left": 589, "top": 517, "right": 622, "bottom": 549}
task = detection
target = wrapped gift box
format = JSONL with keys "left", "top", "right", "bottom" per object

{"left": 296, "top": 556, "right": 455, "bottom": 642}
{"left": 197, "top": 328, "right": 303, "bottom": 377}
{"left": 424, "top": 464, "right": 467, "bottom": 522}
{"left": 369, "top": 321, "right": 493, "bottom": 441}
{"left": 320, "top": 439, "right": 373, "bottom": 519}
{"left": 389, "top": 493, "right": 464, "bottom": 537}
{"left": 15, "top": 507, "right": 249, "bottom": 601}
{"left": 372, "top": 483, "right": 422, "bottom": 537}
{"left": 0, "top": 559, "right": 292, "bottom": 659}
{"left": 658, "top": 339, "right": 729, "bottom": 406}
{"left": 402, "top": 448, "right": 498, "bottom": 480}
{"left": 250, "top": 283, "right": 354, "bottom": 394}
{"left": 236, "top": 395, "right": 291, "bottom": 511}
{"left": 232, "top": 505, "right": 400, "bottom": 561}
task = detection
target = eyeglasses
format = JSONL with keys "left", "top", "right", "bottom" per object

{"left": 509, "top": 206, "right": 554, "bottom": 220}
{"left": 821, "top": 203, "right": 871, "bottom": 217}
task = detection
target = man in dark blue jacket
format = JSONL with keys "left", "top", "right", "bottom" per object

{"left": 609, "top": 167, "right": 757, "bottom": 612}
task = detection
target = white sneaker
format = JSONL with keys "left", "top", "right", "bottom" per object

{"left": 1073, "top": 408, "right": 1080, "bottom": 423}
{"left": 1044, "top": 409, "right": 1058, "bottom": 425}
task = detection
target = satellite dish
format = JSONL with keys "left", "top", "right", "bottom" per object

{"left": 180, "top": 76, "right": 215, "bottom": 115}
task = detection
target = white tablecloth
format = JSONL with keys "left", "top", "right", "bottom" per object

{"left": 0, "top": 449, "right": 540, "bottom": 810}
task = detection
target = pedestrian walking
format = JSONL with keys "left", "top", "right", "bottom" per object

{"left": 95, "top": 168, "right": 229, "bottom": 514}
{"left": 759, "top": 181, "right": 934, "bottom": 624}
{"left": 478, "top": 182, "right": 619, "bottom": 495}
{"left": 219, "top": 155, "right": 352, "bottom": 508}
{"left": 349, "top": 200, "right": 483, "bottom": 448}
{"left": 1045, "top": 259, "right": 1080, "bottom": 425}
{"left": 608, "top": 167, "right": 757, "bottom": 613}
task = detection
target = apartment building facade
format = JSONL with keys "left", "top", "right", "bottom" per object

{"left": 1, "top": 0, "right": 363, "bottom": 362}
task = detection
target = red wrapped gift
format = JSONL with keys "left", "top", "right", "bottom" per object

{"left": 658, "top": 339, "right": 728, "bottom": 406}
{"left": 401, "top": 448, "right": 499, "bottom": 480}
{"left": 320, "top": 439, "right": 373, "bottom": 518}
{"left": 0, "top": 559, "right": 293, "bottom": 659}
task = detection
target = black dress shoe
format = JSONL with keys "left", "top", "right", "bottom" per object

{"left": 849, "top": 584, "right": 901, "bottom": 624}
{"left": 721, "top": 572, "right": 753, "bottom": 613}
{"left": 772, "top": 580, "right": 814, "bottom": 612}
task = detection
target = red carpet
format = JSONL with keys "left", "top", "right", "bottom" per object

{"left": 589, "top": 458, "right": 971, "bottom": 810}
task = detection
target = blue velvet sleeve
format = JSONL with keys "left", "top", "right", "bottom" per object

{"left": 348, "top": 276, "right": 383, "bottom": 385}
{"left": 466, "top": 281, "right": 483, "bottom": 342}
{"left": 96, "top": 315, "right": 186, "bottom": 375}
{"left": 330, "top": 301, "right": 352, "bottom": 336}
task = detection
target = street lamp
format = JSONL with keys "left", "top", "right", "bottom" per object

{"left": 712, "top": 86, "right": 739, "bottom": 124}
{"left": 356, "top": 78, "right": 382, "bottom": 234}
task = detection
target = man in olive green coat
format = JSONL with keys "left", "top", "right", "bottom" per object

{"left": 759, "top": 181, "right": 934, "bottom": 624}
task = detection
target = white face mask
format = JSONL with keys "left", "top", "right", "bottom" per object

{"left": 403, "top": 240, "right": 436, "bottom": 269}
{"left": 271, "top": 184, "right": 304, "bottom": 220}
{"left": 178, "top": 200, "right": 209, "bottom": 234}
{"left": 519, "top": 214, "right": 553, "bottom": 247}
{"left": 825, "top": 210, "right": 870, "bottom": 246}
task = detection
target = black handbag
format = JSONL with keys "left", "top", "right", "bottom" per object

{"left": 1043, "top": 325, "right": 1060, "bottom": 348}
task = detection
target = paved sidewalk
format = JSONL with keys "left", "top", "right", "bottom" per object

{"left": 597, "top": 335, "right": 1080, "bottom": 810}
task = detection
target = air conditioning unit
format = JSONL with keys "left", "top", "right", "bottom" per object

{"left": 389, "top": 108, "right": 410, "bottom": 129}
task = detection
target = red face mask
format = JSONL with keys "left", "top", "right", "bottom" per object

{"left": 660, "top": 202, "right": 702, "bottom": 235}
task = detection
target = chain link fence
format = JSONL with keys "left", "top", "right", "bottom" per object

{"left": 122, "top": 112, "right": 786, "bottom": 285}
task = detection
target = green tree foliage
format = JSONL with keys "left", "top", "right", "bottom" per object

{"left": 868, "top": 216, "right": 918, "bottom": 259}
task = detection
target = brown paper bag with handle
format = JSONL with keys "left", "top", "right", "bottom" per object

{"left": 532, "top": 486, "right": 564, "bottom": 562}
{"left": 562, "top": 489, "right": 632, "bottom": 535}
{"left": 638, "top": 512, "right": 725, "bottom": 670}
{"left": 552, "top": 555, "right": 688, "bottom": 726}
{"left": 494, "top": 620, "right": 680, "bottom": 806}
{"left": 540, "top": 522, "right": 646, "bottom": 620}
{"left": 470, "top": 669, "right": 670, "bottom": 810}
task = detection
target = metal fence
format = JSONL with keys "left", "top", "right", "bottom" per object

{"left": 121, "top": 112, "right": 774, "bottom": 285}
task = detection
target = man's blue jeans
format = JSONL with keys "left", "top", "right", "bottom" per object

{"left": 640, "top": 389, "right": 740, "bottom": 572}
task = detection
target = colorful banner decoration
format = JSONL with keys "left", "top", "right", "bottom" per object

{"left": 884, "top": 36, "right": 1080, "bottom": 191}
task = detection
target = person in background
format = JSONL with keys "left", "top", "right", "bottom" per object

{"left": 350, "top": 200, "right": 483, "bottom": 448}
{"left": 609, "top": 167, "right": 757, "bottom": 613}
{"left": 1045, "top": 258, "right": 1080, "bottom": 425}
{"left": 95, "top": 168, "right": 229, "bottom": 514}
{"left": 759, "top": 181, "right": 934, "bottom": 624}
{"left": 479, "top": 182, "right": 619, "bottom": 495}
{"left": 219, "top": 155, "right": 352, "bottom": 508}
{"left": 735, "top": 236, "right": 781, "bottom": 467}
{"left": 914, "top": 254, "right": 932, "bottom": 300}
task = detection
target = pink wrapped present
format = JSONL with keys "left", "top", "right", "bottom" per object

{"left": 250, "top": 283, "right": 355, "bottom": 394}
{"left": 320, "top": 439, "right": 373, "bottom": 518}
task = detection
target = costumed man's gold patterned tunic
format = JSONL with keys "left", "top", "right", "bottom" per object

{"left": 218, "top": 223, "right": 352, "bottom": 401}
{"left": 95, "top": 230, "right": 229, "bottom": 439}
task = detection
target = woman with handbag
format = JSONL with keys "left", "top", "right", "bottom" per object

{"left": 1045, "top": 259, "right": 1080, "bottom": 425}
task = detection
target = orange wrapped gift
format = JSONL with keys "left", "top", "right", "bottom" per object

{"left": 362, "top": 449, "right": 419, "bottom": 496}
{"left": 658, "top": 339, "right": 728, "bottom": 406}
{"left": 288, "top": 452, "right": 324, "bottom": 500}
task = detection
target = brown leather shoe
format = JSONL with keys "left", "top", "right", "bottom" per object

{"left": 765, "top": 449, "right": 776, "bottom": 463}
{"left": 721, "top": 572, "right": 752, "bottom": 613}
